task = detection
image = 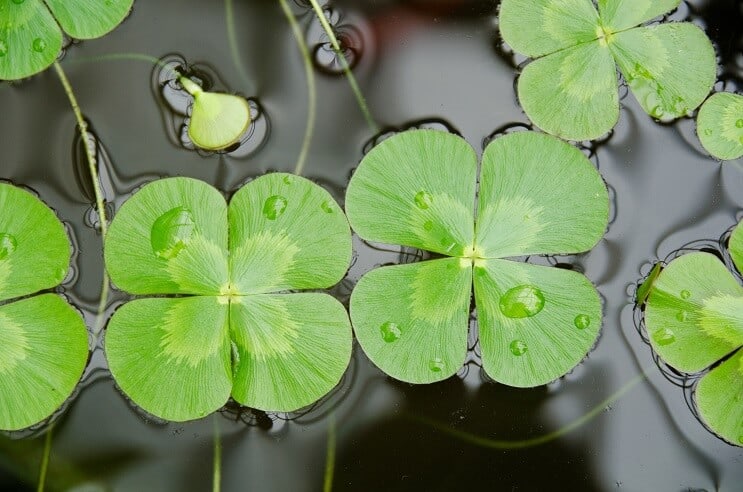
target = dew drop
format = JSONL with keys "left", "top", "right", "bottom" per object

{"left": 282, "top": 175, "right": 293, "bottom": 185}
{"left": 703, "top": 128, "right": 713, "bottom": 136}
{"left": 738, "top": 434, "right": 743, "bottom": 445}
{"left": 574, "top": 314, "right": 591, "bottom": 330}
{"left": 736, "top": 119, "right": 743, "bottom": 129}
{"left": 509, "top": 340, "right": 528, "bottom": 356}
{"left": 320, "top": 200, "right": 334, "bottom": 214}
{"left": 0, "top": 40, "right": 7, "bottom": 57}
{"left": 262, "top": 195, "right": 288, "bottom": 220}
{"left": 379, "top": 321, "right": 401, "bottom": 343}
{"left": 499, "top": 285, "right": 545, "bottom": 318}
{"left": 652, "top": 328, "right": 676, "bottom": 346}
{"left": 32, "top": 38, "right": 46, "bottom": 53}
{"left": 680, "top": 289, "right": 691, "bottom": 299}
{"left": 429, "top": 357, "right": 445, "bottom": 372}
{"left": 414, "top": 190, "right": 433, "bottom": 210}
{"left": 150, "top": 207, "right": 195, "bottom": 260}
{"left": 11, "top": 0, "right": 25, "bottom": 4}
{"left": 676, "top": 310, "right": 689, "bottom": 322}
{"left": 650, "top": 105, "right": 664, "bottom": 118}
{"left": 0, "top": 233, "right": 18, "bottom": 260}
{"left": 423, "top": 220, "right": 434, "bottom": 231}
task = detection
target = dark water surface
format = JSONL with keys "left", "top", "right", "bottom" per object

{"left": 1, "top": 0, "right": 742, "bottom": 490}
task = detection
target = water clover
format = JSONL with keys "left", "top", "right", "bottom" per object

{"left": 499, "top": 0, "right": 717, "bottom": 141}
{"left": 0, "top": 183, "right": 88, "bottom": 431}
{"left": 696, "top": 92, "right": 743, "bottom": 161}
{"left": 103, "top": 174, "right": 353, "bottom": 421}
{"left": 345, "top": 130, "right": 609, "bottom": 386}
{"left": 644, "top": 221, "right": 743, "bottom": 446}
{"left": 0, "top": 0, "right": 134, "bottom": 80}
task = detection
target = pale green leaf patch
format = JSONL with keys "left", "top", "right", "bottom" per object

{"left": 644, "top": 231, "right": 743, "bottom": 445}
{"left": 104, "top": 174, "right": 353, "bottom": 421}
{"left": 346, "top": 129, "right": 609, "bottom": 386}
{"left": 0, "top": 0, "right": 134, "bottom": 80}
{"left": 499, "top": 0, "right": 716, "bottom": 140}
{"left": 0, "top": 183, "right": 88, "bottom": 431}
{"left": 696, "top": 92, "right": 743, "bottom": 161}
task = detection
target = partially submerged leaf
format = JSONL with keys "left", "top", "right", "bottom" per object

{"left": 696, "top": 92, "right": 743, "bottom": 161}
{"left": 695, "top": 350, "right": 743, "bottom": 446}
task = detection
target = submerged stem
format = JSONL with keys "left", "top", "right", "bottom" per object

{"left": 53, "top": 62, "right": 110, "bottom": 334}
{"left": 279, "top": 0, "right": 317, "bottom": 176}
{"left": 213, "top": 417, "right": 222, "bottom": 492}
{"left": 413, "top": 371, "right": 647, "bottom": 450}
{"left": 323, "top": 414, "right": 336, "bottom": 492}
{"left": 36, "top": 426, "right": 52, "bottom": 492}
{"left": 306, "top": 0, "right": 378, "bottom": 133}
{"left": 225, "top": 0, "right": 252, "bottom": 90}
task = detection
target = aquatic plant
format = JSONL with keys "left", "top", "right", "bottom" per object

{"left": 499, "top": 0, "right": 717, "bottom": 141}
{"left": 0, "top": 183, "right": 88, "bottom": 432}
{"left": 103, "top": 174, "right": 353, "bottom": 421}
{"left": 696, "top": 92, "right": 743, "bottom": 161}
{"left": 345, "top": 129, "right": 609, "bottom": 385}
{"left": 643, "top": 220, "right": 743, "bottom": 446}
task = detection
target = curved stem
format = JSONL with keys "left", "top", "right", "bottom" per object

{"left": 307, "top": 0, "right": 378, "bottom": 133}
{"left": 213, "top": 416, "right": 222, "bottom": 492}
{"left": 279, "top": 0, "right": 317, "bottom": 176}
{"left": 412, "top": 371, "right": 647, "bottom": 450}
{"left": 36, "top": 426, "right": 52, "bottom": 492}
{"left": 323, "top": 414, "right": 336, "bottom": 492}
{"left": 53, "top": 61, "right": 110, "bottom": 334}
{"left": 225, "top": 0, "right": 252, "bottom": 90}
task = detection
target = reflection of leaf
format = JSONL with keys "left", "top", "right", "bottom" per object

{"left": 645, "top": 231, "right": 743, "bottom": 446}
{"left": 499, "top": 0, "right": 716, "bottom": 140}
{"left": 0, "top": 0, "right": 134, "bottom": 80}
{"left": 0, "top": 183, "right": 88, "bottom": 431}
{"left": 104, "top": 174, "right": 353, "bottom": 421}
{"left": 696, "top": 92, "right": 743, "bottom": 161}
{"left": 346, "top": 129, "right": 608, "bottom": 386}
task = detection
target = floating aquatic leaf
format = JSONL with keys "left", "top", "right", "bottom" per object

{"left": 104, "top": 174, "right": 353, "bottom": 421}
{"left": 696, "top": 92, "right": 743, "bottom": 161}
{"left": 346, "top": 129, "right": 608, "bottom": 386}
{"left": 0, "top": 183, "right": 88, "bottom": 431}
{"left": 499, "top": 0, "right": 716, "bottom": 140}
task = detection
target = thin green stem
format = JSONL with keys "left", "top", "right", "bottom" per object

{"left": 53, "top": 61, "right": 109, "bottom": 334}
{"left": 412, "top": 371, "right": 647, "bottom": 450}
{"left": 225, "top": 0, "right": 251, "bottom": 90}
{"left": 307, "top": 0, "right": 378, "bottom": 133}
{"left": 213, "top": 416, "right": 222, "bottom": 492}
{"left": 279, "top": 0, "right": 317, "bottom": 176}
{"left": 323, "top": 414, "right": 336, "bottom": 492}
{"left": 36, "top": 427, "right": 52, "bottom": 492}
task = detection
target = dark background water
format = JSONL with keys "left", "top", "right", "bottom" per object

{"left": 1, "top": 0, "right": 742, "bottom": 490}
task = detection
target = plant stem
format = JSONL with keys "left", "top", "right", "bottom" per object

{"left": 323, "top": 414, "right": 336, "bottom": 492}
{"left": 306, "top": 0, "right": 378, "bottom": 133}
{"left": 412, "top": 371, "right": 647, "bottom": 450}
{"left": 279, "top": 0, "right": 317, "bottom": 176}
{"left": 36, "top": 427, "right": 52, "bottom": 492}
{"left": 225, "top": 0, "right": 251, "bottom": 90}
{"left": 213, "top": 416, "right": 222, "bottom": 492}
{"left": 53, "top": 61, "right": 110, "bottom": 334}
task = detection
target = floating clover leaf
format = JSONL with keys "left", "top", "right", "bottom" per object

{"left": 697, "top": 92, "right": 743, "bottom": 161}
{"left": 499, "top": 0, "right": 717, "bottom": 141}
{"left": 0, "top": 183, "right": 88, "bottom": 431}
{"left": 644, "top": 223, "right": 743, "bottom": 445}
{"left": 345, "top": 130, "right": 609, "bottom": 386}
{"left": 104, "top": 174, "right": 353, "bottom": 421}
{"left": 0, "top": 0, "right": 134, "bottom": 80}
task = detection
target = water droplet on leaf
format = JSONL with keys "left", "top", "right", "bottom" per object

{"left": 703, "top": 128, "right": 713, "bottom": 136}
{"left": 262, "top": 195, "right": 287, "bottom": 220}
{"left": 429, "top": 358, "right": 445, "bottom": 372}
{"left": 0, "top": 233, "right": 17, "bottom": 260}
{"left": 32, "top": 38, "right": 46, "bottom": 53}
{"left": 379, "top": 321, "right": 401, "bottom": 343}
{"left": 0, "top": 40, "right": 7, "bottom": 57}
{"left": 653, "top": 328, "right": 676, "bottom": 346}
{"left": 423, "top": 220, "right": 433, "bottom": 231}
{"left": 150, "top": 207, "right": 195, "bottom": 259}
{"left": 736, "top": 119, "right": 743, "bottom": 129}
{"left": 499, "top": 285, "right": 545, "bottom": 318}
{"left": 676, "top": 310, "right": 688, "bottom": 322}
{"left": 11, "top": 0, "right": 25, "bottom": 4}
{"left": 414, "top": 191, "right": 433, "bottom": 210}
{"left": 574, "top": 314, "right": 591, "bottom": 329}
{"left": 282, "top": 175, "right": 293, "bottom": 185}
{"left": 320, "top": 200, "right": 334, "bottom": 214}
{"left": 680, "top": 290, "right": 691, "bottom": 299}
{"left": 509, "top": 340, "right": 528, "bottom": 356}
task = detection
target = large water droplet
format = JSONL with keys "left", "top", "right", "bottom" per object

{"left": 429, "top": 357, "right": 444, "bottom": 372}
{"left": 0, "top": 40, "right": 7, "bottom": 57}
{"left": 0, "top": 233, "right": 18, "bottom": 260}
{"left": 32, "top": 38, "right": 46, "bottom": 53}
{"left": 680, "top": 289, "right": 691, "bottom": 299}
{"left": 574, "top": 314, "right": 591, "bottom": 330}
{"left": 150, "top": 207, "right": 195, "bottom": 259}
{"left": 263, "top": 195, "right": 288, "bottom": 220}
{"left": 676, "top": 310, "right": 689, "bottom": 322}
{"left": 499, "top": 285, "right": 545, "bottom": 318}
{"left": 379, "top": 321, "right": 401, "bottom": 343}
{"left": 653, "top": 328, "right": 676, "bottom": 346}
{"left": 736, "top": 119, "right": 743, "bottom": 129}
{"left": 509, "top": 340, "right": 528, "bottom": 356}
{"left": 414, "top": 190, "right": 432, "bottom": 210}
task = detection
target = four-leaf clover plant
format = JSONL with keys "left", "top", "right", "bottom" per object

{"left": 499, "top": 0, "right": 717, "bottom": 141}
{"left": 0, "top": 183, "right": 88, "bottom": 431}
{"left": 103, "top": 174, "right": 353, "bottom": 421}
{"left": 345, "top": 130, "right": 609, "bottom": 386}
{"left": 644, "top": 220, "right": 743, "bottom": 446}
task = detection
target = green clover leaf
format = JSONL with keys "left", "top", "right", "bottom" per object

{"left": 499, "top": 0, "right": 717, "bottom": 141}
{"left": 645, "top": 223, "right": 743, "bottom": 445}
{"left": 0, "top": 0, "right": 134, "bottom": 80}
{"left": 345, "top": 130, "right": 609, "bottom": 386}
{"left": 696, "top": 92, "right": 743, "bottom": 161}
{"left": 0, "top": 183, "right": 88, "bottom": 431}
{"left": 103, "top": 174, "right": 353, "bottom": 421}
